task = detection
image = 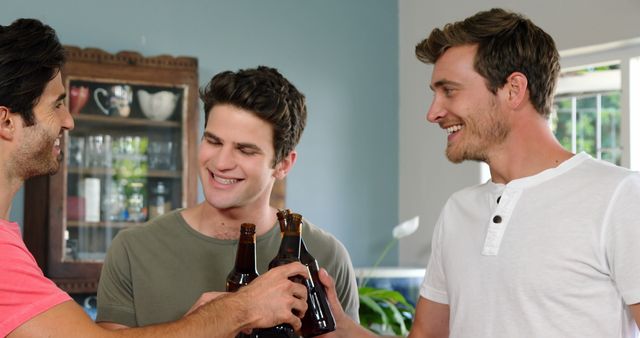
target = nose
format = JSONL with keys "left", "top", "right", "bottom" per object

{"left": 62, "top": 103, "right": 75, "bottom": 131}
{"left": 426, "top": 96, "right": 446, "bottom": 124}
{"left": 214, "top": 145, "right": 236, "bottom": 171}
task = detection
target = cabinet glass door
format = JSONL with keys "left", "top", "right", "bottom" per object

{"left": 64, "top": 78, "right": 185, "bottom": 263}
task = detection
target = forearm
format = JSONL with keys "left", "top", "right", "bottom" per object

{"left": 113, "top": 294, "right": 245, "bottom": 338}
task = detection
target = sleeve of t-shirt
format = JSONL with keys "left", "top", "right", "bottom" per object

{"left": 331, "top": 239, "right": 361, "bottom": 323}
{"left": 0, "top": 229, "right": 71, "bottom": 337}
{"left": 96, "top": 232, "right": 137, "bottom": 326}
{"left": 605, "top": 173, "right": 640, "bottom": 306}
{"left": 420, "top": 205, "right": 449, "bottom": 305}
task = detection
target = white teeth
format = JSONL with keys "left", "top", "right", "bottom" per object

{"left": 446, "top": 125, "right": 463, "bottom": 134}
{"left": 214, "top": 175, "right": 239, "bottom": 185}
{"left": 54, "top": 138, "right": 61, "bottom": 147}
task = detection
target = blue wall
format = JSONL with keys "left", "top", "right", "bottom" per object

{"left": 3, "top": 0, "right": 398, "bottom": 267}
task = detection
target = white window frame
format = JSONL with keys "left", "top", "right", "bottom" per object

{"left": 559, "top": 37, "right": 640, "bottom": 170}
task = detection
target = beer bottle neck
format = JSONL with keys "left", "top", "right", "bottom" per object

{"left": 234, "top": 234, "right": 258, "bottom": 273}
{"left": 276, "top": 231, "right": 301, "bottom": 259}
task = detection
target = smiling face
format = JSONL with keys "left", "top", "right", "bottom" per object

{"left": 198, "top": 104, "right": 293, "bottom": 212}
{"left": 9, "top": 72, "right": 74, "bottom": 179}
{"left": 426, "top": 44, "right": 510, "bottom": 163}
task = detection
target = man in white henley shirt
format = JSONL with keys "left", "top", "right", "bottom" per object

{"left": 314, "top": 8, "right": 640, "bottom": 338}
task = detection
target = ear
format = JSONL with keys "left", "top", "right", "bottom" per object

{"left": 503, "top": 72, "right": 529, "bottom": 109}
{"left": 0, "top": 106, "right": 16, "bottom": 141}
{"left": 273, "top": 150, "right": 297, "bottom": 180}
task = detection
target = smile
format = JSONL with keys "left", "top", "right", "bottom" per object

{"left": 446, "top": 124, "right": 463, "bottom": 134}
{"left": 212, "top": 173, "right": 240, "bottom": 185}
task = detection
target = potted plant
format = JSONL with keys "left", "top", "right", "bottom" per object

{"left": 358, "top": 217, "right": 420, "bottom": 336}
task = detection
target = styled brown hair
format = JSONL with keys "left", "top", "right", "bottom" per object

{"left": 0, "top": 18, "right": 65, "bottom": 126}
{"left": 200, "top": 66, "right": 307, "bottom": 167}
{"left": 415, "top": 8, "right": 560, "bottom": 118}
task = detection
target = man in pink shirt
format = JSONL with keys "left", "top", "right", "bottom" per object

{"left": 0, "top": 18, "right": 309, "bottom": 338}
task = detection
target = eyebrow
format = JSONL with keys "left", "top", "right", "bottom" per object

{"left": 236, "top": 142, "right": 262, "bottom": 153}
{"left": 202, "top": 131, "right": 218, "bottom": 140}
{"left": 202, "top": 131, "right": 263, "bottom": 153}
{"left": 429, "top": 79, "right": 461, "bottom": 91}
{"left": 50, "top": 93, "right": 66, "bottom": 107}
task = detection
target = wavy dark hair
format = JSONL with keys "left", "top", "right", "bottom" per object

{"left": 200, "top": 66, "right": 307, "bottom": 167}
{"left": 415, "top": 8, "right": 560, "bottom": 118}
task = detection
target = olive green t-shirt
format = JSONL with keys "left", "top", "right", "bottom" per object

{"left": 96, "top": 209, "right": 359, "bottom": 327}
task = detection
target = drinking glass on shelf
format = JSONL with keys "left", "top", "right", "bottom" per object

{"left": 84, "top": 134, "right": 112, "bottom": 168}
{"left": 67, "top": 136, "right": 84, "bottom": 167}
{"left": 148, "top": 140, "right": 174, "bottom": 170}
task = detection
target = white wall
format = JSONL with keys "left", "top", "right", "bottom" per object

{"left": 398, "top": 0, "right": 640, "bottom": 267}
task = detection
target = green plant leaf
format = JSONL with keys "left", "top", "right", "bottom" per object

{"left": 358, "top": 286, "right": 416, "bottom": 336}
{"left": 359, "top": 294, "right": 389, "bottom": 327}
{"left": 381, "top": 298, "right": 408, "bottom": 335}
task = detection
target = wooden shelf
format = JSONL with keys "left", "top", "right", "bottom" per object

{"left": 66, "top": 220, "right": 145, "bottom": 228}
{"left": 68, "top": 167, "right": 182, "bottom": 178}
{"left": 73, "top": 114, "right": 180, "bottom": 128}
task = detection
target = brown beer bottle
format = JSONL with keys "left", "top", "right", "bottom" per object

{"left": 299, "top": 237, "right": 336, "bottom": 336}
{"left": 226, "top": 223, "right": 260, "bottom": 292}
{"left": 226, "top": 223, "right": 260, "bottom": 338}
{"left": 277, "top": 210, "right": 336, "bottom": 337}
{"left": 255, "top": 213, "right": 306, "bottom": 338}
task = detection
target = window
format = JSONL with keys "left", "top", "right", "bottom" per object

{"left": 553, "top": 64, "right": 622, "bottom": 165}
{"left": 553, "top": 38, "right": 640, "bottom": 170}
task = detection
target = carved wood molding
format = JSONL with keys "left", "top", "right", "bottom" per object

{"left": 54, "top": 278, "right": 99, "bottom": 294}
{"left": 64, "top": 45, "right": 198, "bottom": 70}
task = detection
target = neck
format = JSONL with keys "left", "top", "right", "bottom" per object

{"left": 486, "top": 112, "right": 573, "bottom": 184}
{"left": 182, "top": 202, "right": 278, "bottom": 240}
{"left": 0, "top": 163, "right": 23, "bottom": 221}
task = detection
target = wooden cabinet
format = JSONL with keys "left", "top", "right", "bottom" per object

{"left": 23, "top": 46, "right": 199, "bottom": 293}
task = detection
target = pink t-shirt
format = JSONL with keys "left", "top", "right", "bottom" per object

{"left": 0, "top": 219, "right": 71, "bottom": 337}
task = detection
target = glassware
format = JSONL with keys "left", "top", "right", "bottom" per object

{"left": 127, "top": 181, "right": 146, "bottom": 222}
{"left": 148, "top": 140, "right": 174, "bottom": 170}
{"left": 67, "top": 136, "right": 84, "bottom": 167}
{"left": 149, "top": 181, "right": 170, "bottom": 218}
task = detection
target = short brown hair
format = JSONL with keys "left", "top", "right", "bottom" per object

{"left": 200, "top": 66, "right": 307, "bottom": 167}
{"left": 415, "top": 8, "right": 560, "bottom": 118}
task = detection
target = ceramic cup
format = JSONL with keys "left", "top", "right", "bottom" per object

{"left": 69, "top": 86, "right": 89, "bottom": 115}
{"left": 137, "top": 90, "right": 179, "bottom": 121}
{"left": 94, "top": 85, "right": 133, "bottom": 117}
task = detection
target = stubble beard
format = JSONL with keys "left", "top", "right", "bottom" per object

{"left": 10, "top": 126, "right": 60, "bottom": 180}
{"left": 445, "top": 103, "right": 510, "bottom": 164}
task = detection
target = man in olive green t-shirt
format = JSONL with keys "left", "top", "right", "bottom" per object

{"left": 96, "top": 67, "right": 359, "bottom": 330}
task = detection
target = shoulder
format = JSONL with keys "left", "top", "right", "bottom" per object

{"left": 109, "top": 209, "right": 187, "bottom": 252}
{"left": 301, "top": 219, "right": 353, "bottom": 268}
{"left": 578, "top": 155, "right": 635, "bottom": 179}
{"left": 302, "top": 219, "right": 347, "bottom": 253}
{"left": 114, "top": 209, "right": 184, "bottom": 240}
{"left": 563, "top": 155, "right": 639, "bottom": 194}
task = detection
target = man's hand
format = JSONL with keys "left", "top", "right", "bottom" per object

{"left": 316, "top": 268, "right": 379, "bottom": 338}
{"left": 184, "top": 291, "right": 226, "bottom": 317}
{"left": 233, "top": 262, "right": 309, "bottom": 332}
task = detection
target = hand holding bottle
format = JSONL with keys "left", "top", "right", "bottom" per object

{"left": 316, "top": 269, "right": 378, "bottom": 338}
{"left": 234, "top": 262, "right": 309, "bottom": 332}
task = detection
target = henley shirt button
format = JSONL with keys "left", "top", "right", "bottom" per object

{"left": 493, "top": 215, "right": 502, "bottom": 223}
{"left": 497, "top": 196, "right": 501, "bottom": 204}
